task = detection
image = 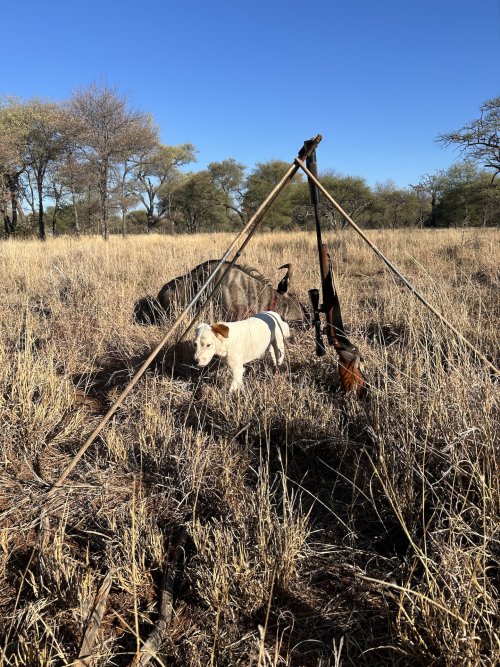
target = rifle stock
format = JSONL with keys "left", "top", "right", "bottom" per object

{"left": 320, "top": 244, "right": 367, "bottom": 397}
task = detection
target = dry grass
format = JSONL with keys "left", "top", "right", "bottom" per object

{"left": 0, "top": 228, "right": 498, "bottom": 666}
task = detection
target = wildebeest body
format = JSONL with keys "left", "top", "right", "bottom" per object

{"left": 134, "top": 260, "right": 308, "bottom": 326}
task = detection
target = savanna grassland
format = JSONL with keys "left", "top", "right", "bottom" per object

{"left": 0, "top": 228, "right": 498, "bottom": 666}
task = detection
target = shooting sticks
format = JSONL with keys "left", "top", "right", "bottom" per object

{"left": 46, "top": 134, "right": 499, "bottom": 497}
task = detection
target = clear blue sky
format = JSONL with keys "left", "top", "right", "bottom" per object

{"left": 1, "top": 0, "right": 498, "bottom": 188}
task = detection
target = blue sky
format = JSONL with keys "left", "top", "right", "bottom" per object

{"left": 1, "top": 0, "right": 498, "bottom": 188}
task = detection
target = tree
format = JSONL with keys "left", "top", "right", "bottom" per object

{"left": 155, "top": 159, "right": 245, "bottom": 234}
{"left": 22, "top": 100, "right": 69, "bottom": 240}
{"left": 293, "top": 171, "right": 373, "bottom": 229}
{"left": 372, "top": 181, "right": 423, "bottom": 228}
{"left": 0, "top": 98, "right": 69, "bottom": 239}
{"left": 169, "top": 171, "right": 230, "bottom": 233}
{"left": 438, "top": 97, "right": 500, "bottom": 182}
{"left": 409, "top": 183, "right": 433, "bottom": 228}
{"left": 413, "top": 171, "right": 447, "bottom": 227}
{"left": 434, "top": 163, "right": 500, "bottom": 227}
{"left": 0, "top": 98, "right": 27, "bottom": 236}
{"left": 114, "top": 169, "right": 140, "bottom": 237}
{"left": 56, "top": 153, "right": 97, "bottom": 234}
{"left": 67, "top": 83, "right": 158, "bottom": 240}
{"left": 243, "top": 161, "right": 302, "bottom": 230}
{"left": 46, "top": 163, "right": 70, "bottom": 235}
{"left": 415, "top": 162, "right": 500, "bottom": 227}
{"left": 130, "top": 143, "right": 196, "bottom": 232}
{"left": 207, "top": 159, "right": 246, "bottom": 224}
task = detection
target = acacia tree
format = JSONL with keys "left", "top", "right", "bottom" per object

{"left": 45, "top": 161, "right": 71, "bottom": 235}
{"left": 207, "top": 159, "right": 246, "bottom": 224}
{"left": 409, "top": 183, "right": 433, "bottom": 228}
{"left": 433, "top": 163, "right": 499, "bottom": 227}
{"left": 56, "top": 153, "right": 97, "bottom": 234}
{"left": 372, "top": 181, "right": 422, "bottom": 228}
{"left": 243, "top": 161, "right": 302, "bottom": 230}
{"left": 438, "top": 97, "right": 500, "bottom": 182}
{"left": 0, "top": 98, "right": 68, "bottom": 239}
{"left": 413, "top": 172, "right": 447, "bottom": 227}
{"left": 0, "top": 163, "right": 24, "bottom": 236}
{"left": 293, "top": 171, "right": 373, "bottom": 229}
{"left": 115, "top": 158, "right": 140, "bottom": 237}
{"left": 169, "top": 171, "right": 230, "bottom": 233}
{"left": 22, "top": 100, "right": 69, "bottom": 240}
{"left": 130, "top": 143, "right": 196, "bottom": 232}
{"left": 68, "top": 84, "right": 158, "bottom": 239}
{"left": 415, "top": 162, "right": 499, "bottom": 227}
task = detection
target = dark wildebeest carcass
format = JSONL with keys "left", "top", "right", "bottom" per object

{"left": 134, "top": 260, "right": 308, "bottom": 327}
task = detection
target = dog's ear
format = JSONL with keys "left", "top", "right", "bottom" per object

{"left": 211, "top": 323, "right": 230, "bottom": 339}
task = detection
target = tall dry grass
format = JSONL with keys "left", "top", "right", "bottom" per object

{"left": 0, "top": 228, "right": 498, "bottom": 666}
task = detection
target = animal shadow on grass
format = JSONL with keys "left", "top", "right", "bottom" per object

{"left": 175, "top": 391, "right": 409, "bottom": 664}
{"left": 71, "top": 339, "right": 203, "bottom": 411}
{"left": 274, "top": 416, "right": 408, "bottom": 558}
{"left": 251, "top": 425, "right": 408, "bottom": 664}
{"left": 241, "top": 579, "right": 391, "bottom": 667}
{"left": 365, "top": 321, "right": 407, "bottom": 347}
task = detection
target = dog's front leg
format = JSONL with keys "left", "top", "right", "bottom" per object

{"left": 268, "top": 344, "right": 277, "bottom": 367}
{"left": 272, "top": 338, "right": 285, "bottom": 366}
{"left": 229, "top": 364, "right": 245, "bottom": 392}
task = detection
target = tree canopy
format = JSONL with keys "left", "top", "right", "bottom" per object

{"left": 1, "top": 88, "right": 499, "bottom": 238}
{"left": 438, "top": 96, "right": 500, "bottom": 182}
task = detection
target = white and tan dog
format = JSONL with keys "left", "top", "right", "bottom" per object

{"left": 194, "top": 311, "right": 290, "bottom": 391}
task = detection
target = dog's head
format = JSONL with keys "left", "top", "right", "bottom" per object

{"left": 193, "top": 322, "right": 230, "bottom": 367}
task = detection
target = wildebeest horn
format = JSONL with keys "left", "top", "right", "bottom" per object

{"left": 277, "top": 263, "right": 293, "bottom": 294}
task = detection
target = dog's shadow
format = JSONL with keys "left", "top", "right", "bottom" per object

{"left": 72, "top": 339, "right": 207, "bottom": 409}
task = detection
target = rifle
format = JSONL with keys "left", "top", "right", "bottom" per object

{"left": 299, "top": 138, "right": 367, "bottom": 397}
